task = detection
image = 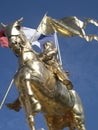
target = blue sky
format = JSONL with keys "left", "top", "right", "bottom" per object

{"left": 0, "top": 0, "right": 98, "bottom": 130}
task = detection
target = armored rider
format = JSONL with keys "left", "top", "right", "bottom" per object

{"left": 39, "top": 40, "right": 73, "bottom": 90}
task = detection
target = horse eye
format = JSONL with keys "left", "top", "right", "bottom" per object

{"left": 16, "top": 26, "right": 20, "bottom": 30}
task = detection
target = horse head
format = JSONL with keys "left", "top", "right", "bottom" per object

{"left": 1, "top": 18, "right": 31, "bottom": 56}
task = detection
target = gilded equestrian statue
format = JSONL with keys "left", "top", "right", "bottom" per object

{"left": 1, "top": 18, "right": 86, "bottom": 130}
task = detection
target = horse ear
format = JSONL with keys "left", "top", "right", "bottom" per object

{"left": 17, "top": 17, "right": 23, "bottom": 24}
{"left": 0, "top": 23, "right": 6, "bottom": 29}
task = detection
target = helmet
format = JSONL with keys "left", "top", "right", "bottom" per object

{"left": 43, "top": 40, "right": 55, "bottom": 49}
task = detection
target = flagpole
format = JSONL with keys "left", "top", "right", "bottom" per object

{"left": 54, "top": 31, "right": 62, "bottom": 65}
{"left": 51, "top": 25, "right": 62, "bottom": 65}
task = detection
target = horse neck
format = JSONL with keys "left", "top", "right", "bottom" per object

{"left": 18, "top": 42, "right": 38, "bottom": 66}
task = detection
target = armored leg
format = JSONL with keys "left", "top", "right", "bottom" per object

{"left": 53, "top": 68, "right": 73, "bottom": 90}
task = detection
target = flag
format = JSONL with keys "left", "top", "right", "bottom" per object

{"left": 22, "top": 27, "right": 41, "bottom": 41}
{"left": 0, "top": 29, "right": 8, "bottom": 47}
{"left": 37, "top": 15, "right": 98, "bottom": 42}
{"left": 22, "top": 27, "right": 56, "bottom": 50}
{"left": 22, "top": 27, "right": 42, "bottom": 48}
